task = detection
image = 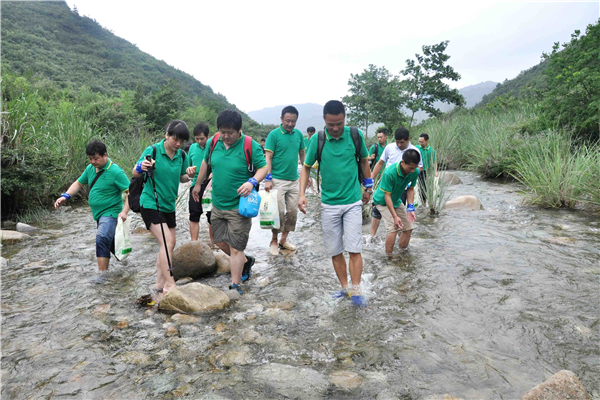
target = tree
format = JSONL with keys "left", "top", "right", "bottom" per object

{"left": 400, "top": 41, "right": 465, "bottom": 126}
{"left": 540, "top": 20, "right": 599, "bottom": 142}
{"left": 342, "top": 65, "right": 405, "bottom": 136}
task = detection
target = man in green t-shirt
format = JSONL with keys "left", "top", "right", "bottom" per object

{"left": 299, "top": 100, "right": 373, "bottom": 307}
{"left": 372, "top": 149, "right": 420, "bottom": 256}
{"left": 192, "top": 110, "right": 268, "bottom": 295}
{"left": 415, "top": 133, "right": 438, "bottom": 209}
{"left": 264, "top": 106, "right": 306, "bottom": 255}
{"left": 186, "top": 123, "right": 213, "bottom": 244}
{"left": 305, "top": 126, "right": 317, "bottom": 191}
{"left": 54, "top": 140, "right": 130, "bottom": 272}
{"left": 368, "top": 128, "right": 388, "bottom": 171}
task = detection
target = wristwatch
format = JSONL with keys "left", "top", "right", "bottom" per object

{"left": 365, "top": 189, "right": 373, "bottom": 194}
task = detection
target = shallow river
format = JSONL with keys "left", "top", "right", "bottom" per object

{"left": 2, "top": 171, "right": 599, "bottom": 399}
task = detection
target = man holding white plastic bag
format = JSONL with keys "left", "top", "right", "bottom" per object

{"left": 264, "top": 106, "right": 306, "bottom": 256}
{"left": 54, "top": 140, "right": 130, "bottom": 272}
{"left": 192, "top": 110, "right": 267, "bottom": 295}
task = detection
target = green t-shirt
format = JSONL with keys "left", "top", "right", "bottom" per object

{"left": 265, "top": 125, "right": 306, "bottom": 181}
{"left": 205, "top": 134, "right": 267, "bottom": 210}
{"left": 304, "top": 126, "right": 369, "bottom": 205}
{"left": 188, "top": 142, "right": 208, "bottom": 186}
{"left": 369, "top": 143, "right": 386, "bottom": 166}
{"left": 373, "top": 162, "right": 420, "bottom": 208}
{"left": 77, "top": 159, "right": 130, "bottom": 221}
{"left": 137, "top": 140, "right": 189, "bottom": 213}
{"left": 415, "top": 144, "right": 436, "bottom": 172}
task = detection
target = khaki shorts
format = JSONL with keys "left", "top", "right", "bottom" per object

{"left": 271, "top": 178, "right": 299, "bottom": 233}
{"left": 211, "top": 207, "right": 252, "bottom": 251}
{"left": 375, "top": 204, "right": 413, "bottom": 234}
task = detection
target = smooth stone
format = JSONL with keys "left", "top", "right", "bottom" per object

{"left": 176, "top": 277, "right": 194, "bottom": 286}
{"left": 440, "top": 171, "right": 462, "bottom": 185}
{"left": 0, "top": 230, "right": 30, "bottom": 244}
{"left": 165, "top": 325, "right": 179, "bottom": 337}
{"left": 170, "top": 313, "right": 199, "bottom": 324}
{"left": 521, "top": 370, "right": 591, "bottom": 400}
{"left": 214, "top": 251, "right": 231, "bottom": 274}
{"left": 226, "top": 289, "right": 242, "bottom": 301}
{"left": 117, "top": 352, "right": 152, "bottom": 365}
{"left": 220, "top": 346, "right": 251, "bottom": 367}
{"left": 330, "top": 370, "right": 362, "bottom": 389}
{"left": 16, "top": 222, "right": 39, "bottom": 233}
{"left": 171, "top": 241, "right": 216, "bottom": 280}
{"left": 158, "top": 282, "right": 230, "bottom": 313}
{"left": 444, "top": 195, "right": 483, "bottom": 211}
{"left": 133, "top": 227, "right": 150, "bottom": 234}
{"left": 542, "top": 237, "right": 578, "bottom": 246}
{"left": 179, "top": 325, "right": 200, "bottom": 338}
{"left": 252, "top": 363, "right": 329, "bottom": 400}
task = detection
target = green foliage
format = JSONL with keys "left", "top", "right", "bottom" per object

{"left": 400, "top": 41, "right": 465, "bottom": 126}
{"left": 540, "top": 20, "right": 600, "bottom": 142}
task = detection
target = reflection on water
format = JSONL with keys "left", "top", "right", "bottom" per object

{"left": 2, "top": 172, "right": 599, "bottom": 399}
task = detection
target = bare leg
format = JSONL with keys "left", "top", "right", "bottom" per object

{"left": 370, "top": 218, "right": 381, "bottom": 236}
{"left": 229, "top": 247, "right": 246, "bottom": 285}
{"left": 398, "top": 230, "right": 413, "bottom": 250}
{"left": 270, "top": 231, "right": 278, "bottom": 247}
{"left": 385, "top": 232, "right": 398, "bottom": 256}
{"left": 208, "top": 224, "right": 214, "bottom": 245}
{"left": 189, "top": 221, "right": 199, "bottom": 241}
{"left": 217, "top": 241, "right": 231, "bottom": 256}
{"left": 149, "top": 224, "right": 177, "bottom": 291}
{"left": 97, "top": 257, "right": 109, "bottom": 271}
{"left": 279, "top": 231, "right": 289, "bottom": 244}
{"left": 332, "top": 253, "right": 349, "bottom": 288}
{"left": 348, "top": 252, "right": 363, "bottom": 288}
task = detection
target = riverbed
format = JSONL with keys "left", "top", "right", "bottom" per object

{"left": 1, "top": 171, "right": 599, "bottom": 399}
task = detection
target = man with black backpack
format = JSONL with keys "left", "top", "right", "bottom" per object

{"left": 368, "top": 128, "right": 388, "bottom": 172}
{"left": 54, "top": 140, "right": 130, "bottom": 273}
{"left": 298, "top": 100, "right": 373, "bottom": 307}
{"left": 192, "top": 110, "right": 267, "bottom": 295}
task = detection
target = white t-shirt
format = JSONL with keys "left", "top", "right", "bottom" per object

{"left": 380, "top": 141, "right": 423, "bottom": 168}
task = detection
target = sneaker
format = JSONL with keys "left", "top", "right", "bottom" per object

{"left": 351, "top": 295, "right": 366, "bottom": 307}
{"left": 229, "top": 283, "right": 243, "bottom": 295}
{"left": 279, "top": 241, "right": 297, "bottom": 251}
{"left": 241, "top": 255, "right": 255, "bottom": 282}
{"left": 332, "top": 288, "right": 350, "bottom": 299}
{"left": 269, "top": 243, "right": 279, "bottom": 256}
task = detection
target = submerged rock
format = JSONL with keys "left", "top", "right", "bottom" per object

{"left": 0, "top": 230, "right": 30, "bottom": 244}
{"left": 330, "top": 370, "right": 362, "bottom": 389}
{"left": 521, "top": 370, "right": 591, "bottom": 400}
{"left": 214, "top": 251, "right": 231, "bottom": 274}
{"left": 171, "top": 241, "right": 216, "bottom": 280}
{"left": 444, "top": 195, "right": 483, "bottom": 211}
{"left": 542, "top": 237, "right": 578, "bottom": 246}
{"left": 16, "top": 222, "right": 39, "bottom": 233}
{"left": 170, "top": 313, "right": 199, "bottom": 324}
{"left": 158, "top": 282, "right": 230, "bottom": 313}
{"left": 252, "top": 363, "right": 329, "bottom": 399}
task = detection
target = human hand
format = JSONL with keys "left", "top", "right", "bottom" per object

{"left": 54, "top": 196, "right": 66, "bottom": 209}
{"left": 118, "top": 211, "right": 128, "bottom": 221}
{"left": 361, "top": 191, "right": 372, "bottom": 205}
{"left": 237, "top": 182, "right": 254, "bottom": 197}
{"left": 186, "top": 166, "right": 197, "bottom": 177}
{"left": 298, "top": 195, "right": 307, "bottom": 214}
{"left": 192, "top": 186, "right": 201, "bottom": 202}
{"left": 393, "top": 215, "right": 403, "bottom": 230}
{"left": 141, "top": 159, "right": 154, "bottom": 171}
{"left": 407, "top": 211, "right": 416, "bottom": 223}
{"left": 265, "top": 181, "right": 273, "bottom": 192}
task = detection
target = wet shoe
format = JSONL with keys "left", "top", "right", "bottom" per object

{"left": 332, "top": 288, "right": 350, "bottom": 299}
{"left": 241, "top": 255, "right": 255, "bottom": 282}
{"left": 351, "top": 295, "right": 366, "bottom": 307}
{"left": 279, "top": 241, "right": 296, "bottom": 251}
{"left": 229, "top": 283, "right": 243, "bottom": 295}
{"left": 270, "top": 243, "right": 279, "bottom": 255}
{"left": 90, "top": 271, "right": 109, "bottom": 284}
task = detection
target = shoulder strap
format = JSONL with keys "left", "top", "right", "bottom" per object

{"left": 374, "top": 143, "right": 379, "bottom": 156}
{"left": 316, "top": 130, "right": 326, "bottom": 163}
{"left": 208, "top": 133, "right": 221, "bottom": 166}
{"left": 243, "top": 135, "right": 254, "bottom": 173}
{"left": 89, "top": 169, "right": 105, "bottom": 191}
{"left": 350, "top": 127, "right": 361, "bottom": 160}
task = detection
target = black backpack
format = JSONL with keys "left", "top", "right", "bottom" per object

{"left": 316, "top": 126, "right": 363, "bottom": 188}
{"left": 128, "top": 146, "right": 187, "bottom": 213}
{"left": 369, "top": 143, "right": 380, "bottom": 170}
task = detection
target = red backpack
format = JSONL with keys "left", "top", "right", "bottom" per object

{"left": 207, "top": 133, "right": 255, "bottom": 175}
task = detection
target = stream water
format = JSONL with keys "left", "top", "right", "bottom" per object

{"left": 2, "top": 171, "right": 599, "bottom": 399}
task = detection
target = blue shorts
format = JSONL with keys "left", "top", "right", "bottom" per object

{"left": 96, "top": 216, "right": 118, "bottom": 258}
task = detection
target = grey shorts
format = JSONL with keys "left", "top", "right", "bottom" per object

{"left": 320, "top": 200, "right": 363, "bottom": 257}
{"left": 211, "top": 207, "right": 252, "bottom": 251}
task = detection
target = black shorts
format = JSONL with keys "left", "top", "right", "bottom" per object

{"left": 140, "top": 207, "right": 176, "bottom": 230}
{"left": 189, "top": 181, "right": 212, "bottom": 224}
{"left": 371, "top": 204, "right": 382, "bottom": 219}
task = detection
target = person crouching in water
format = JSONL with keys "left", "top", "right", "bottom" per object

{"left": 186, "top": 123, "right": 214, "bottom": 244}
{"left": 54, "top": 140, "right": 130, "bottom": 273}
{"left": 132, "top": 120, "right": 191, "bottom": 296}
{"left": 192, "top": 110, "right": 267, "bottom": 295}
{"left": 372, "top": 149, "right": 420, "bottom": 257}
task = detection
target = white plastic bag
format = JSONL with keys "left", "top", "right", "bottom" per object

{"left": 258, "top": 189, "right": 280, "bottom": 230}
{"left": 114, "top": 217, "right": 132, "bottom": 261}
{"left": 202, "top": 181, "right": 213, "bottom": 212}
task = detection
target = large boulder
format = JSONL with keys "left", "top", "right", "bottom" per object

{"left": 440, "top": 171, "right": 462, "bottom": 185}
{"left": 158, "top": 282, "right": 230, "bottom": 313}
{"left": 444, "top": 195, "right": 483, "bottom": 211}
{"left": 16, "top": 223, "right": 39, "bottom": 233}
{"left": 214, "top": 251, "right": 231, "bottom": 274}
{"left": 171, "top": 241, "right": 216, "bottom": 280}
{"left": 0, "top": 230, "right": 30, "bottom": 244}
{"left": 521, "top": 370, "right": 591, "bottom": 400}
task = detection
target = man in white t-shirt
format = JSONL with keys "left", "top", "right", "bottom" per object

{"left": 370, "top": 127, "right": 423, "bottom": 236}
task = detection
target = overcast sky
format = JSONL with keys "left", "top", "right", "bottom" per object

{"left": 66, "top": 1, "right": 598, "bottom": 112}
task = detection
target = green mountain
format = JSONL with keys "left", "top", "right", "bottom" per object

{"left": 0, "top": 1, "right": 261, "bottom": 130}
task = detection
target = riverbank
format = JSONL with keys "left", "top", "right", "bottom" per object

{"left": 2, "top": 172, "right": 598, "bottom": 398}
